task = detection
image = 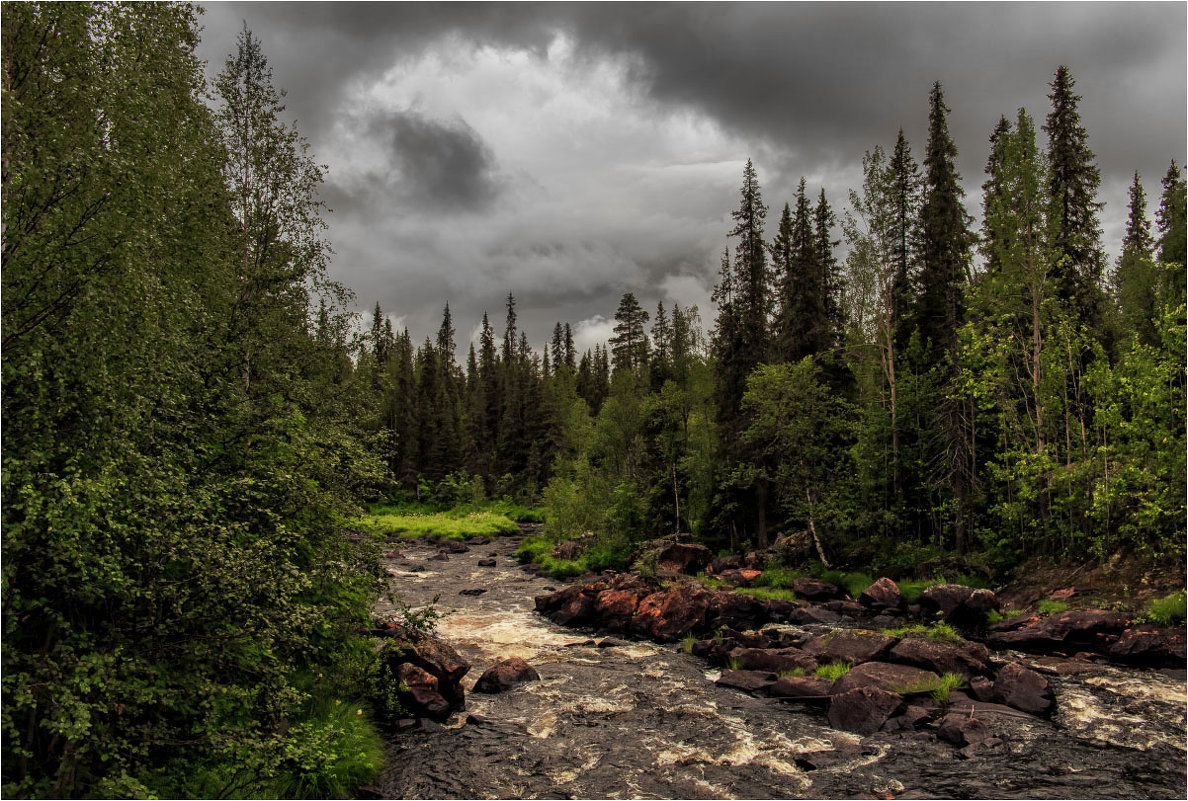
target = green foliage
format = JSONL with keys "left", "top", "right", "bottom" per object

{"left": 737, "top": 586, "right": 800, "bottom": 603}
{"left": 751, "top": 566, "right": 801, "bottom": 590}
{"left": 358, "top": 506, "right": 519, "bottom": 540}
{"left": 814, "top": 663, "right": 852, "bottom": 681}
{"left": 724, "top": 656, "right": 742, "bottom": 671}
{"left": 882, "top": 622, "right": 965, "bottom": 645}
{"left": 1038, "top": 599, "right": 1070, "bottom": 614}
{"left": 778, "top": 668, "right": 807, "bottom": 678}
{"left": 1142, "top": 591, "right": 1187, "bottom": 626}
{"left": 681, "top": 633, "right": 697, "bottom": 654}
{"left": 893, "top": 672, "right": 965, "bottom": 705}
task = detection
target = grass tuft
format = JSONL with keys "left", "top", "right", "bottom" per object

{"left": 814, "top": 662, "right": 851, "bottom": 681}
{"left": 681, "top": 633, "right": 696, "bottom": 654}
{"left": 1038, "top": 599, "right": 1070, "bottom": 614}
{"left": 893, "top": 671, "right": 965, "bottom": 705}
{"left": 1143, "top": 591, "right": 1187, "bottom": 626}
{"left": 882, "top": 621, "right": 965, "bottom": 644}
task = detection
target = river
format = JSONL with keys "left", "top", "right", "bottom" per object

{"left": 375, "top": 533, "right": 1186, "bottom": 799}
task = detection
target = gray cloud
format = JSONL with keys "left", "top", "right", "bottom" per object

{"left": 194, "top": 2, "right": 1186, "bottom": 352}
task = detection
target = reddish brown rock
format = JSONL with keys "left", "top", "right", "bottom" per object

{"left": 969, "top": 675, "right": 995, "bottom": 702}
{"left": 728, "top": 647, "right": 818, "bottom": 674}
{"left": 920, "top": 584, "right": 999, "bottom": 628}
{"left": 888, "top": 636, "right": 990, "bottom": 677}
{"left": 473, "top": 657, "right": 541, "bottom": 694}
{"left": 655, "top": 541, "right": 714, "bottom": 574}
{"left": 716, "top": 669, "right": 777, "bottom": 693}
{"left": 442, "top": 540, "right": 470, "bottom": 553}
{"left": 859, "top": 577, "right": 902, "bottom": 610}
{"left": 992, "top": 662, "right": 1054, "bottom": 716}
{"left": 986, "top": 609, "right": 1129, "bottom": 651}
{"left": 535, "top": 584, "right": 599, "bottom": 627}
{"left": 827, "top": 687, "right": 905, "bottom": 735}
{"left": 792, "top": 577, "right": 843, "bottom": 601}
{"left": 831, "top": 661, "right": 940, "bottom": 695}
{"left": 395, "top": 663, "right": 450, "bottom": 717}
{"left": 707, "top": 592, "right": 770, "bottom": 631}
{"left": 631, "top": 582, "right": 712, "bottom": 641}
{"left": 718, "top": 568, "right": 763, "bottom": 586}
{"left": 768, "top": 675, "right": 834, "bottom": 699}
{"left": 803, "top": 629, "right": 896, "bottom": 665}
{"left": 937, "top": 712, "right": 992, "bottom": 747}
{"left": 1108, "top": 625, "right": 1187, "bottom": 667}
{"left": 593, "top": 588, "right": 643, "bottom": 632}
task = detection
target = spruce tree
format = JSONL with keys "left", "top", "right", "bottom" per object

{"left": 1044, "top": 65, "right": 1105, "bottom": 326}
{"left": 1115, "top": 172, "right": 1159, "bottom": 344}
{"left": 815, "top": 187, "right": 844, "bottom": 347}
{"left": 888, "top": 129, "right": 923, "bottom": 350}
{"left": 915, "top": 81, "right": 972, "bottom": 362}
{"left": 1156, "top": 160, "right": 1187, "bottom": 307}
{"left": 609, "top": 292, "right": 650, "bottom": 374}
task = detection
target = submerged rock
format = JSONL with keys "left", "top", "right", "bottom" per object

{"left": 473, "top": 657, "right": 541, "bottom": 693}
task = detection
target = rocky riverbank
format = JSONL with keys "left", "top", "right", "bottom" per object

{"left": 371, "top": 532, "right": 1186, "bottom": 799}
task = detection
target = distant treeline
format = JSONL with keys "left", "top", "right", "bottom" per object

{"left": 356, "top": 72, "right": 1185, "bottom": 571}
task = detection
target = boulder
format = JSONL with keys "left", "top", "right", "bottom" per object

{"left": 827, "top": 687, "right": 905, "bottom": 735}
{"left": 772, "top": 530, "right": 815, "bottom": 561}
{"left": 883, "top": 704, "right": 931, "bottom": 732}
{"left": 655, "top": 541, "right": 713, "bottom": 574}
{"left": 859, "top": 577, "right": 902, "bottom": 610}
{"left": 394, "top": 663, "right": 451, "bottom": 719}
{"left": 792, "top": 577, "right": 843, "bottom": 602}
{"left": 707, "top": 592, "right": 770, "bottom": 631}
{"left": 710, "top": 555, "right": 742, "bottom": 574}
{"left": 764, "top": 599, "right": 802, "bottom": 624}
{"left": 459, "top": 588, "right": 487, "bottom": 596}
{"left": 718, "top": 568, "right": 763, "bottom": 586}
{"left": 593, "top": 588, "right": 643, "bottom": 626}
{"left": 728, "top": 647, "right": 818, "bottom": 674}
{"left": 803, "top": 629, "right": 896, "bottom": 665}
{"left": 920, "top": 584, "right": 999, "bottom": 628}
{"left": 986, "top": 609, "right": 1129, "bottom": 652}
{"left": 969, "top": 676, "right": 995, "bottom": 702}
{"left": 477, "top": 558, "right": 498, "bottom": 567}
{"left": 820, "top": 600, "right": 868, "bottom": 617}
{"left": 430, "top": 552, "right": 450, "bottom": 561}
{"left": 788, "top": 606, "right": 843, "bottom": 626}
{"left": 992, "top": 663, "right": 1054, "bottom": 716}
{"left": 473, "top": 657, "right": 541, "bottom": 694}
{"left": 888, "top": 636, "right": 990, "bottom": 677}
{"left": 631, "top": 582, "right": 712, "bottom": 641}
{"left": 716, "top": 669, "right": 777, "bottom": 693}
{"left": 1108, "top": 625, "right": 1187, "bottom": 667}
{"left": 535, "top": 585, "right": 597, "bottom": 627}
{"left": 831, "top": 662, "right": 940, "bottom": 696}
{"left": 768, "top": 675, "right": 834, "bottom": 700}
{"left": 375, "top": 624, "right": 471, "bottom": 686}
{"left": 937, "top": 712, "right": 992, "bottom": 747}
{"left": 442, "top": 540, "right": 470, "bottom": 554}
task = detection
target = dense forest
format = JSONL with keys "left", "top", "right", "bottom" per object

{"left": 2, "top": 2, "right": 1184, "bottom": 798}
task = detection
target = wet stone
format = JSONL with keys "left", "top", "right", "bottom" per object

{"left": 477, "top": 558, "right": 498, "bottom": 567}
{"left": 459, "top": 588, "right": 487, "bottom": 596}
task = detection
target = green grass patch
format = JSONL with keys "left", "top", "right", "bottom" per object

{"left": 815, "top": 568, "right": 875, "bottom": 598}
{"left": 737, "top": 586, "right": 800, "bottom": 602}
{"left": 751, "top": 566, "right": 800, "bottom": 590}
{"left": 882, "top": 621, "right": 965, "bottom": 645}
{"left": 358, "top": 506, "right": 519, "bottom": 540}
{"left": 681, "top": 633, "right": 696, "bottom": 654}
{"left": 1038, "top": 599, "right": 1070, "bottom": 614}
{"left": 696, "top": 571, "right": 728, "bottom": 590}
{"left": 893, "top": 672, "right": 965, "bottom": 705}
{"left": 1143, "top": 591, "right": 1187, "bottom": 626}
{"left": 778, "top": 667, "right": 807, "bottom": 678}
{"left": 515, "top": 533, "right": 632, "bottom": 579}
{"left": 724, "top": 655, "right": 741, "bottom": 671}
{"left": 814, "top": 662, "right": 851, "bottom": 681}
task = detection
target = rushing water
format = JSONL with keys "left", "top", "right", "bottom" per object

{"left": 375, "top": 534, "right": 1186, "bottom": 799}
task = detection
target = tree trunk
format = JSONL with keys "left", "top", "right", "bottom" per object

{"left": 756, "top": 478, "right": 769, "bottom": 550}
{"left": 805, "top": 488, "right": 830, "bottom": 567}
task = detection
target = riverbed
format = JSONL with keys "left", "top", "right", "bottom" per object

{"left": 375, "top": 534, "right": 1186, "bottom": 799}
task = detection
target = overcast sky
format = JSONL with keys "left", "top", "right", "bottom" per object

{"left": 194, "top": 2, "right": 1187, "bottom": 354}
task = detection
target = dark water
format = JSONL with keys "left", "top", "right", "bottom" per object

{"left": 375, "top": 535, "right": 1187, "bottom": 799}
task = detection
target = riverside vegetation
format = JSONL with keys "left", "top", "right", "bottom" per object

{"left": 2, "top": 3, "right": 1184, "bottom": 798}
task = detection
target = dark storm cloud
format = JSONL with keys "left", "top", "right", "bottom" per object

{"left": 378, "top": 110, "right": 501, "bottom": 212}
{"left": 194, "top": 2, "right": 1186, "bottom": 348}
